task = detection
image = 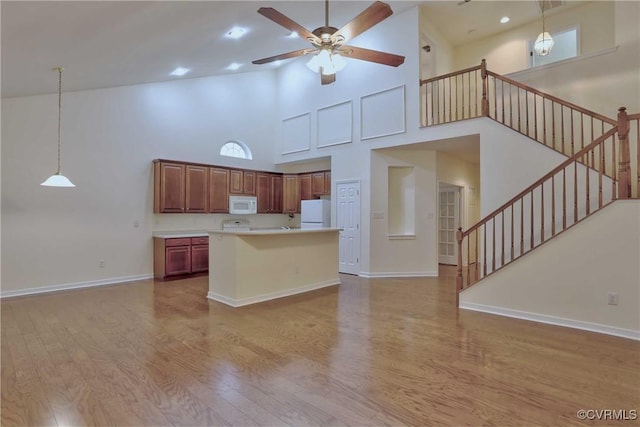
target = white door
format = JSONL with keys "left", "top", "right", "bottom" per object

{"left": 439, "top": 185, "right": 461, "bottom": 265}
{"left": 336, "top": 181, "right": 360, "bottom": 275}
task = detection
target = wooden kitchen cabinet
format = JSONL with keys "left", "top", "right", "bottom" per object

{"left": 312, "top": 171, "right": 331, "bottom": 196}
{"left": 154, "top": 162, "right": 185, "bottom": 213}
{"left": 271, "top": 174, "right": 283, "bottom": 213}
{"left": 153, "top": 236, "right": 208, "bottom": 279}
{"left": 229, "top": 170, "right": 256, "bottom": 195}
{"left": 257, "top": 173, "right": 283, "bottom": 213}
{"left": 209, "top": 167, "right": 229, "bottom": 213}
{"left": 299, "top": 174, "right": 312, "bottom": 201}
{"left": 190, "top": 237, "right": 209, "bottom": 273}
{"left": 154, "top": 161, "right": 210, "bottom": 213}
{"left": 283, "top": 174, "right": 300, "bottom": 213}
{"left": 312, "top": 172, "right": 326, "bottom": 196}
{"left": 185, "top": 165, "right": 209, "bottom": 213}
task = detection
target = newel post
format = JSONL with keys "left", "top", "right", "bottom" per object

{"left": 480, "top": 59, "right": 489, "bottom": 117}
{"left": 617, "top": 107, "right": 631, "bottom": 199}
{"left": 456, "top": 227, "right": 464, "bottom": 307}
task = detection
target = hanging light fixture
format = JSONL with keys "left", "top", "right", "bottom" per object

{"left": 534, "top": 9, "right": 554, "bottom": 56}
{"left": 41, "top": 67, "right": 75, "bottom": 187}
{"left": 306, "top": 46, "right": 347, "bottom": 76}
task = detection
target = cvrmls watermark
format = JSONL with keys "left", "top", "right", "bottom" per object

{"left": 576, "top": 409, "right": 637, "bottom": 421}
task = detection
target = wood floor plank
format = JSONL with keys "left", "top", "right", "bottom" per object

{"left": 1, "top": 268, "right": 639, "bottom": 426}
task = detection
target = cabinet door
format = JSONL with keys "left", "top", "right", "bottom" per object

{"left": 324, "top": 171, "right": 331, "bottom": 196}
{"left": 191, "top": 245, "right": 209, "bottom": 273}
{"left": 185, "top": 165, "right": 209, "bottom": 213}
{"left": 165, "top": 246, "right": 191, "bottom": 276}
{"left": 229, "top": 170, "right": 243, "bottom": 194}
{"left": 243, "top": 171, "right": 256, "bottom": 195}
{"left": 209, "top": 167, "right": 229, "bottom": 213}
{"left": 156, "top": 162, "right": 185, "bottom": 213}
{"left": 271, "top": 175, "right": 283, "bottom": 213}
{"left": 282, "top": 175, "right": 300, "bottom": 213}
{"left": 312, "top": 172, "right": 326, "bottom": 196}
{"left": 256, "top": 173, "right": 271, "bottom": 213}
{"left": 299, "top": 174, "right": 312, "bottom": 201}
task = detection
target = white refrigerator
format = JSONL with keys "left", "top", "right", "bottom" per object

{"left": 301, "top": 199, "right": 331, "bottom": 228}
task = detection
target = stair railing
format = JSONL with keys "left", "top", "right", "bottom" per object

{"left": 454, "top": 127, "right": 620, "bottom": 304}
{"left": 421, "top": 60, "right": 618, "bottom": 170}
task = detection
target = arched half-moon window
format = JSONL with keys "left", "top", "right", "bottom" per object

{"left": 220, "top": 140, "right": 252, "bottom": 160}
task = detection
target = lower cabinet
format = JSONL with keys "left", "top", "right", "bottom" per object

{"left": 190, "top": 237, "right": 209, "bottom": 273}
{"left": 153, "top": 236, "right": 208, "bottom": 279}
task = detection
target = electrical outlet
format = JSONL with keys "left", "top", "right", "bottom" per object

{"left": 133, "top": 220, "right": 140, "bottom": 228}
{"left": 607, "top": 292, "right": 618, "bottom": 305}
{"left": 295, "top": 266, "right": 300, "bottom": 274}
{"left": 99, "top": 259, "right": 105, "bottom": 268}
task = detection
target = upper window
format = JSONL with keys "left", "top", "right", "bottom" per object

{"left": 220, "top": 140, "right": 252, "bottom": 160}
{"left": 528, "top": 27, "right": 579, "bottom": 68}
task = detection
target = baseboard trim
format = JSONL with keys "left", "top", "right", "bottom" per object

{"left": 207, "top": 279, "right": 340, "bottom": 307}
{"left": 0, "top": 274, "right": 154, "bottom": 299}
{"left": 460, "top": 301, "right": 640, "bottom": 341}
{"left": 359, "top": 271, "right": 438, "bottom": 278}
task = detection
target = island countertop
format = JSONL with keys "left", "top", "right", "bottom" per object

{"left": 209, "top": 228, "right": 341, "bottom": 236}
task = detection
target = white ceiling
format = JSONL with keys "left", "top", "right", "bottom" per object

{"left": 1, "top": 1, "right": 582, "bottom": 98}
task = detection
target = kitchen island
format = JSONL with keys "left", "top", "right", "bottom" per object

{"left": 207, "top": 228, "right": 341, "bottom": 307}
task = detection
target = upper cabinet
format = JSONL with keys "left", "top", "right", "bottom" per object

{"left": 257, "top": 173, "right": 283, "bottom": 214}
{"left": 229, "top": 170, "right": 256, "bottom": 195}
{"left": 283, "top": 175, "right": 300, "bottom": 213}
{"left": 185, "top": 165, "right": 209, "bottom": 213}
{"left": 154, "top": 161, "right": 211, "bottom": 213}
{"left": 301, "top": 170, "right": 331, "bottom": 200}
{"left": 154, "top": 161, "right": 185, "bottom": 213}
{"left": 153, "top": 159, "right": 329, "bottom": 215}
{"left": 209, "top": 167, "right": 229, "bottom": 213}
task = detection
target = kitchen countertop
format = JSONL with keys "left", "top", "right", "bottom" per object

{"left": 209, "top": 227, "right": 341, "bottom": 236}
{"left": 152, "top": 231, "right": 209, "bottom": 238}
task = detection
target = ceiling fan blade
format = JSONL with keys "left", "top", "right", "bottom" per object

{"left": 321, "top": 73, "right": 336, "bottom": 85}
{"left": 338, "top": 45, "right": 404, "bottom": 67}
{"left": 331, "top": 1, "right": 393, "bottom": 44}
{"left": 257, "top": 7, "right": 321, "bottom": 45}
{"left": 252, "top": 48, "right": 315, "bottom": 65}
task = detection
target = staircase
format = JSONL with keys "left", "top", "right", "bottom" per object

{"left": 420, "top": 60, "right": 640, "bottom": 305}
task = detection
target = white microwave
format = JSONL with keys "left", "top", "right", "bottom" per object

{"left": 229, "top": 195, "right": 257, "bottom": 214}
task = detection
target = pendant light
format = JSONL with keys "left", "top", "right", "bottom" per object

{"left": 534, "top": 9, "right": 554, "bottom": 56}
{"left": 41, "top": 67, "right": 75, "bottom": 187}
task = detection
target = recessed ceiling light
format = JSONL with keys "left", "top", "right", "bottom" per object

{"left": 287, "top": 31, "right": 298, "bottom": 39}
{"left": 169, "top": 67, "right": 191, "bottom": 77}
{"left": 226, "top": 63, "right": 242, "bottom": 71}
{"left": 226, "top": 27, "right": 246, "bottom": 39}
{"left": 500, "top": 16, "right": 510, "bottom": 24}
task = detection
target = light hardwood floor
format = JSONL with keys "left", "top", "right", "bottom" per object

{"left": 2, "top": 266, "right": 639, "bottom": 426}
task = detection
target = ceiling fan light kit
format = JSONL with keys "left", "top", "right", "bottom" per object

{"left": 252, "top": 0, "right": 404, "bottom": 85}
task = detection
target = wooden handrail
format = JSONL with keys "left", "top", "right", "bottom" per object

{"left": 463, "top": 126, "right": 619, "bottom": 237}
{"left": 486, "top": 70, "right": 618, "bottom": 126}
{"left": 627, "top": 113, "right": 640, "bottom": 120}
{"left": 420, "top": 64, "right": 481, "bottom": 85}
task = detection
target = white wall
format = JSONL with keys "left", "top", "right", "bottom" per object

{"left": 369, "top": 148, "right": 437, "bottom": 277}
{"left": 460, "top": 200, "right": 640, "bottom": 340}
{"left": 1, "top": 71, "right": 280, "bottom": 294}
{"left": 454, "top": 1, "right": 616, "bottom": 75}
{"left": 453, "top": 1, "right": 638, "bottom": 117}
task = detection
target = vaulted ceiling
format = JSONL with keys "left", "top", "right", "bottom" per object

{"left": 1, "top": 1, "right": 584, "bottom": 98}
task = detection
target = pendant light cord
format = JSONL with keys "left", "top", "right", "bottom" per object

{"left": 55, "top": 67, "right": 63, "bottom": 174}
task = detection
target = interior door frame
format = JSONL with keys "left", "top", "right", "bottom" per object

{"left": 438, "top": 182, "right": 465, "bottom": 265}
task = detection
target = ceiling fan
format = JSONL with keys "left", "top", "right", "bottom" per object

{"left": 252, "top": 0, "right": 405, "bottom": 85}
